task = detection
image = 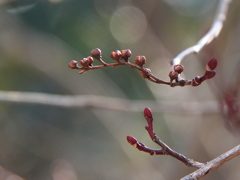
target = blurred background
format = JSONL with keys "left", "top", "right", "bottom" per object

{"left": 0, "top": 0, "right": 240, "bottom": 179}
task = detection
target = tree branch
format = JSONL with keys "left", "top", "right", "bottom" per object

{"left": 127, "top": 108, "right": 204, "bottom": 168}
{"left": 171, "top": 0, "right": 231, "bottom": 66}
{"left": 181, "top": 144, "right": 240, "bottom": 180}
{"left": 127, "top": 107, "right": 240, "bottom": 179}
{"left": 0, "top": 90, "right": 219, "bottom": 114}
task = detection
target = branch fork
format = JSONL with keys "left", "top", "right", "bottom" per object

{"left": 127, "top": 107, "right": 240, "bottom": 179}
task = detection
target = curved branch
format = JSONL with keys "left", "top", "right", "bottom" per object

{"left": 171, "top": 0, "right": 231, "bottom": 66}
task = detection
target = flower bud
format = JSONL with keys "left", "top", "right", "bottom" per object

{"left": 80, "top": 57, "right": 93, "bottom": 67}
{"left": 144, "top": 107, "right": 152, "bottom": 118}
{"left": 110, "top": 50, "right": 122, "bottom": 61}
{"left": 126, "top": 136, "right": 137, "bottom": 147}
{"left": 206, "top": 58, "right": 217, "bottom": 71}
{"left": 206, "top": 70, "right": 216, "bottom": 79}
{"left": 174, "top": 64, "right": 184, "bottom": 74}
{"left": 91, "top": 48, "right": 102, "bottom": 59}
{"left": 168, "top": 70, "right": 178, "bottom": 80}
{"left": 135, "top": 56, "right": 146, "bottom": 66}
{"left": 140, "top": 68, "right": 151, "bottom": 78}
{"left": 121, "top": 49, "right": 131, "bottom": 61}
{"left": 192, "top": 76, "right": 202, "bottom": 86}
{"left": 68, "top": 60, "right": 78, "bottom": 69}
{"left": 201, "top": 70, "right": 216, "bottom": 81}
{"left": 194, "top": 76, "right": 201, "bottom": 84}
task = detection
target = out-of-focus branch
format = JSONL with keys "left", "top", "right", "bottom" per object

{"left": 0, "top": 165, "right": 25, "bottom": 180}
{"left": 171, "top": 0, "right": 231, "bottom": 66}
{"left": 181, "top": 144, "right": 240, "bottom": 180}
{"left": 0, "top": 90, "right": 219, "bottom": 114}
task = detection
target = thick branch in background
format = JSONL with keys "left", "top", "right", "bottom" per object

{"left": 171, "top": 0, "right": 231, "bottom": 66}
{"left": 181, "top": 145, "right": 240, "bottom": 180}
{"left": 0, "top": 90, "right": 219, "bottom": 114}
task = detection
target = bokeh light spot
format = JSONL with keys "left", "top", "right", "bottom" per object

{"left": 110, "top": 6, "right": 147, "bottom": 44}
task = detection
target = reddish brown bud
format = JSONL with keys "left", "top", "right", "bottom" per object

{"left": 194, "top": 76, "right": 201, "bottom": 84}
{"left": 206, "top": 70, "right": 216, "bottom": 79}
{"left": 192, "top": 76, "right": 202, "bottom": 86}
{"left": 91, "top": 48, "right": 102, "bottom": 59}
{"left": 68, "top": 60, "right": 78, "bottom": 69}
{"left": 135, "top": 56, "right": 146, "bottom": 66}
{"left": 174, "top": 64, "right": 184, "bottom": 74}
{"left": 80, "top": 57, "right": 93, "bottom": 67}
{"left": 168, "top": 70, "right": 178, "bottom": 80}
{"left": 140, "top": 68, "right": 151, "bottom": 78}
{"left": 86, "top": 56, "right": 94, "bottom": 64}
{"left": 144, "top": 107, "right": 152, "bottom": 118}
{"left": 206, "top": 58, "right": 217, "bottom": 71}
{"left": 121, "top": 49, "right": 131, "bottom": 61}
{"left": 80, "top": 58, "right": 89, "bottom": 67}
{"left": 126, "top": 136, "right": 137, "bottom": 147}
{"left": 200, "top": 70, "right": 216, "bottom": 82}
{"left": 110, "top": 50, "right": 122, "bottom": 61}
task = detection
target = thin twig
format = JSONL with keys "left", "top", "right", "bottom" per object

{"left": 127, "top": 108, "right": 204, "bottom": 168}
{"left": 127, "top": 136, "right": 204, "bottom": 168}
{"left": 181, "top": 144, "right": 240, "bottom": 180}
{"left": 76, "top": 61, "right": 171, "bottom": 85}
{"left": 0, "top": 90, "right": 219, "bottom": 114}
{"left": 171, "top": 0, "right": 231, "bottom": 66}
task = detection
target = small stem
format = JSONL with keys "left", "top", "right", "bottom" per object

{"left": 153, "top": 137, "right": 203, "bottom": 168}
{"left": 97, "top": 58, "right": 108, "bottom": 66}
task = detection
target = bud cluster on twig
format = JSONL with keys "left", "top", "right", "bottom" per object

{"left": 68, "top": 48, "right": 218, "bottom": 87}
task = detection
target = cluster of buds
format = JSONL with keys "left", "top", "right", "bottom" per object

{"left": 168, "top": 64, "right": 185, "bottom": 86}
{"left": 191, "top": 58, "right": 217, "bottom": 86}
{"left": 68, "top": 48, "right": 218, "bottom": 87}
{"left": 110, "top": 49, "right": 152, "bottom": 79}
{"left": 68, "top": 48, "right": 106, "bottom": 72}
{"left": 110, "top": 49, "right": 132, "bottom": 62}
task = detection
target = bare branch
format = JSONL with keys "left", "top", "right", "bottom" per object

{"left": 127, "top": 107, "right": 240, "bottom": 179}
{"left": 171, "top": 0, "right": 231, "bottom": 66}
{"left": 127, "top": 108, "right": 204, "bottom": 168}
{"left": 181, "top": 144, "right": 240, "bottom": 180}
{"left": 0, "top": 90, "right": 219, "bottom": 114}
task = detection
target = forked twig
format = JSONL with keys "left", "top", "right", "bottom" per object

{"left": 127, "top": 107, "right": 240, "bottom": 179}
{"left": 127, "top": 108, "right": 204, "bottom": 169}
